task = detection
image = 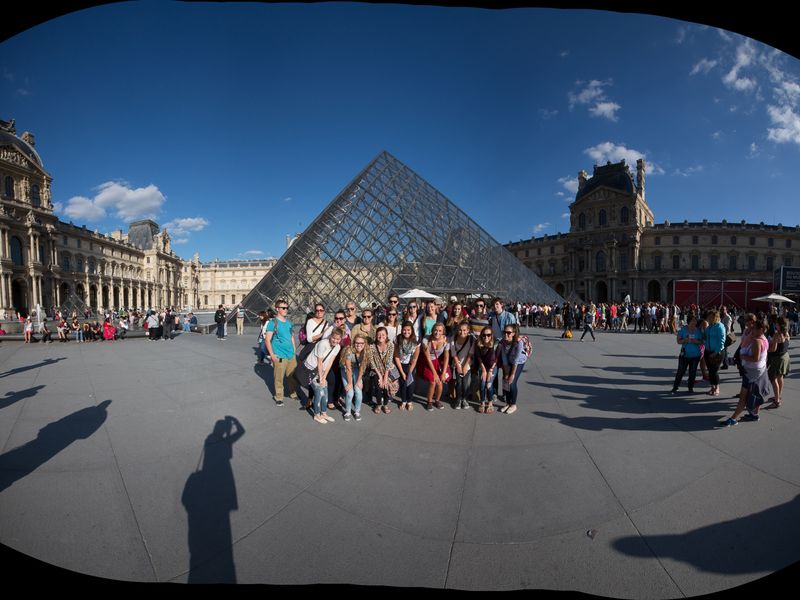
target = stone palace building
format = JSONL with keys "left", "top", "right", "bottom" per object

{"left": 506, "top": 159, "right": 800, "bottom": 304}
{"left": 0, "top": 118, "right": 279, "bottom": 318}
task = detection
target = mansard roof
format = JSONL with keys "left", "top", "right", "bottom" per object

{"left": 576, "top": 160, "right": 635, "bottom": 201}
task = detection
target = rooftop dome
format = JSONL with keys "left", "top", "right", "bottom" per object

{"left": 576, "top": 160, "right": 635, "bottom": 201}
{"left": 0, "top": 129, "right": 44, "bottom": 169}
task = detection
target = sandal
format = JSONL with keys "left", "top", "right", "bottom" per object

{"left": 486, "top": 405, "right": 494, "bottom": 414}
{"left": 478, "top": 404, "right": 485, "bottom": 413}
{"left": 407, "top": 403, "right": 413, "bottom": 411}
{"left": 765, "top": 399, "right": 781, "bottom": 409}
{"left": 382, "top": 405, "right": 391, "bottom": 414}
{"left": 373, "top": 406, "right": 381, "bottom": 414}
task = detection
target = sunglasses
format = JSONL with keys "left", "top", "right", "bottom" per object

{"left": 278, "top": 306, "right": 288, "bottom": 310}
{"left": 334, "top": 317, "right": 345, "bottom": 321}
{"left": 315, "top": 309, "right": 325, "bottom": 313}
{"left": 481, "top": 333, "right": 492, "bottom": 337}
{"left": 347, "top": 307, "right": 356, "bottom": 311}
{"left": 388, "top": 312, "right": 397, "bottom": 316}
{"left": 389, "top": 299, "right": 398, "bottom": 303}
{"left": 363, "top": 315, "right": 373, "bottom": 318}
{"left": 504, "top": 331, "right": 514, "bottom": 335}
{"left": 408, "top": 305, "right": 417, "bottom": 309}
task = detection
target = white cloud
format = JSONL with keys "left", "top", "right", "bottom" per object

{"left": 559, "top": 50, "right": 569, "bottom": 58}
{"left": 675, "top": 26, "right": 687, "bottom": 45}
{"left": 767, "top": 104, "right": 800, "bottom": 144}
{"left": 558, "top": 176, "right": 579, "bottom": 194}
{"left": 583, "top": 142, "right": 665, "bottom": 175}
{"left": 62, "top": 181, "right": 167, "bottom": 223}
{"left": 16, "top": 88, "right": 31, "bottom": 97}
{"left": 163, "top": 217, "right": 209, "bottom": 237}
{"left": 532, "top": 223, "right": 551, "bottom": 234}
{"left": 538, "top": 108, "right": 558, "bottom": 120}
{"left": 568, "top": 79, "right": 612, "bottom": 110}
{"left": 556, "top": 191, "right": 565, "bottom": 197}
{"left": 63, "top": 196, "right": 106, "bottom": 222}
{"left": 52, "top": 201, "right": 63, "bottom": 213}
{"left": 589, "top": 101, "right": 621, "bottom": 122}
{"left": 722, "top": 40, "right": 758, "bottom": 92}
{"left": 172, "top": 238, "right": 189, "bottom": 245}
{"left": 748, "top": 142, "right": 762, "bottom": 158}
{"left": 243, "top": 250, "right": 264, "bottom": 256}
{"left": 717, "top": 28, "right": 733, "bottom": 42}
{"left": 690, "top": 58, "right": 718, "bottom": 76}
{"left": 711, "top": 130, "right": 723, "bottom": 140}
{"left": 673, "top": 165, "right": 704, "bottom": 177}
{"left": 282, "top": 196, "right": 292, "bottom": 203}
{"left": 561, "top": 213, "right": 570, "bottom": 219}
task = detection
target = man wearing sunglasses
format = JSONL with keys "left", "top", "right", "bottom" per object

{"left": 264, "top": 299, "right": 298, "bottom": 406}
{"left": 377, "top": 292, "right": 400, "bottom": 325}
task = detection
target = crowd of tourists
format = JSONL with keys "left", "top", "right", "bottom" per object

{"left": 664, "top": 304, "right": 792, "bottom": 427}
{"left": 0, "top": 306, "right": 201, "bottom": 344}
{"left": 258, "top": 293, "right": 530, "bottom": 423}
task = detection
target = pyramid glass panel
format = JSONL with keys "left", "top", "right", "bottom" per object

{"left": 240, "top": 151, "right": 564, "bottom": 322}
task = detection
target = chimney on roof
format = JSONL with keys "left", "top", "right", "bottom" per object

{"left": 577, "top": 170, "right": 588, "bottom": 192}
{"left": 636, "top": 159, "right": 646, "bottom": 200}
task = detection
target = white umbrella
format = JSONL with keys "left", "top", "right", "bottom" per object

{"left": 399, "top": 288, "right": 440, "bottom": 299}
{"left": 752, "top": 293, "right": 796, "bottom": 304}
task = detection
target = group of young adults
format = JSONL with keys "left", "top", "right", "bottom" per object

{"left": 257, "top": 293, "right": 531, "bottom": 423}
{"left": 668, "top": 305, "right": 792, "bottom": 427}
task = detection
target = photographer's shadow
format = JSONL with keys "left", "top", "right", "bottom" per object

{"left": 181, "top": 416, "right": 245, "bottom": 584}
{"left": 0, "top": 400, "right": 112, "bottom": 493}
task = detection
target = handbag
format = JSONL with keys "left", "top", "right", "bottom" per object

{"left": 725, "top": 330, "right": 737, "bottom": 348}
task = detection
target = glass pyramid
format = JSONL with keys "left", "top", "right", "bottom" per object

{"left": 240, "top": 151, "right": 563, "bottom": 322}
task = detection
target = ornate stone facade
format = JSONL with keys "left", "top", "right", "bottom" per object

{"left": 0, "top": 120, "right": 195, "bottom": 316}
{"left": 506, "top": 159, "right": 800, "bottom": 303}
{"left": 198, "top": 259, "right": 276, "bottom": 310}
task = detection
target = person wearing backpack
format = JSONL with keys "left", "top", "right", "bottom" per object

{"left": 264, "top": 299, "right": 298, "bottom": 407}
{"left": 580, "top": 304, "right": 597, "bottom": 342}
{"left": 499, "top": 324, "right": 527, "bottom": 415}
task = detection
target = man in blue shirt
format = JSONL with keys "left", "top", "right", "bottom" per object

{"left": 488, "top": 297, "right": 518, "bottom": 343}
{"left": 264, "top": 299, "right": 298, "bottom": 407}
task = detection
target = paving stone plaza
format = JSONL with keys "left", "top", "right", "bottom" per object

{"left": 0, "top": 327, "right": 797, "bottom": 594}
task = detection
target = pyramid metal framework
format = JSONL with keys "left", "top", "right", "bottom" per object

{"left": 239, "top": 151, "right": 563, "bottom": 323}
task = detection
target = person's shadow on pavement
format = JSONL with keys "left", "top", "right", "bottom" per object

{"left": 0, "top": 400, "right": 112, "bottom": 493}
{"left": 181, "top": 415, "right": 245, "bottom": 584}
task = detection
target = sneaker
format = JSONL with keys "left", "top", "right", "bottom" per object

{"left": 435, "top": 401, "right": 444, "bottom": 410}
{"left": 323, "top": 414, "right": 335, "bottom": 423}
{"left": 719, "top": 417, "right": 738, "bottom": 427}
{"left": 741, "top": 413, "right": 760, "bottom": 422}
{"left": 354, "top": 412, "right": 362, "bottom": 421}
{"left": 426, "top": 403, "right": 434, "bottom": 412}
{"left": 461, "top": 400, "right": 470, "bottom": 410}
{"left": 670, "top": 389, "right": 678, "bottom": 395}
{"left": 343, "top": 414, "right": 352, "bottom": 421}
{"left": 506, "top": 405, "right": 517, "bottom": 414}
{"left": 454, "top": 403, "right": 462, "bottom": 410}
{"left": 275, "top": 399, "right": 284, "bottom": 407}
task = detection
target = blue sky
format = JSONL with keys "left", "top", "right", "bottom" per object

{"left": 2, "top": 2, "right": 799, "bottom": 262}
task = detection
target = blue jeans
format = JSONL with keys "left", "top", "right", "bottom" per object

{"left": 341, "top": 366, "right": 363, "bottom": 414}
{"left": 311, "top": 379, "right": 328, "bottom": 415}
{"left": 74, "top": 329, "right": 84, "bottom": 342}
{"left": 480, "top": 370, "right": 497, "bottom": 403}
{"left": 502, "top": 364, "right": 525, "bottom": 405}
{"left": 183, "top": 323, "right": 191, "bottom": 332}
{"left": 258, "top": 339, "right": 266, "bottom": 361}
{"left": 216, "top": 322, "right": 224, "bottom": 338}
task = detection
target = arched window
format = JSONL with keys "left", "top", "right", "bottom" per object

{"left": 31, "top": 185, "right": 40, "bottom": 208}
{"left": 596, "top": 251, "right": 606, "bottom": 272}
{"left": 10, "top": 236, "right": 24, "bottom": 265}
{"left": 61, "top": 253, "right": 71, "bottom": 272}
{"left": 76, "top": 257, "right": 84, "bottom": 273}
{"left": 620, "top": 206, "right": 629, "bottom": 224}
{"left": 599, "top": 209, "right": 607, "bottom": 227}
{"left": 4, "top": 176, "right": 14, "bottom": 198}
{"left": 88, "top": 258, "right": 96, "bottom": 274}
{"left": 578, "top": 213, "right": 586, "bottom": 230}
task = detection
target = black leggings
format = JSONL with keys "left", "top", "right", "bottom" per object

{"left": 373, "top": 373, "right": 391, "bottom": 406}
{"left": 398, "top": 363, "right": 415, "bottom": 404}
{"left": 706, "top": 352, "right": 721, "bottom": 386}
